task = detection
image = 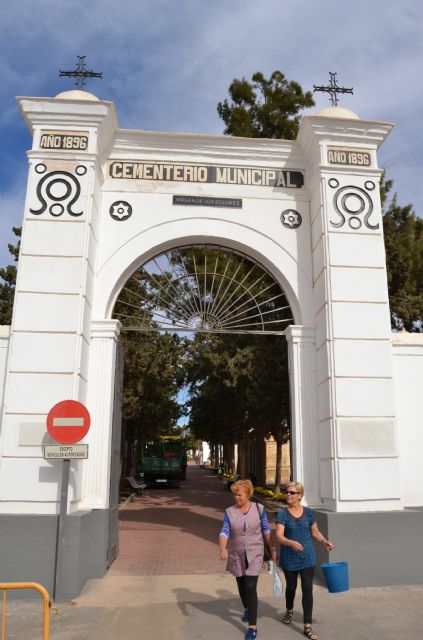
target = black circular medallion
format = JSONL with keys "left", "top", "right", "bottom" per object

{"left": 109, "top": 201, "right": 133, "bottom": 221}
{"left": 281, "top": 209, "right": 302, "bottom": 229}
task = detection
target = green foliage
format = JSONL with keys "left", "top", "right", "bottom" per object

{"left": 255, "top": 487, "right": 287, "bottom": 501}
{"left": 217, "top": 70, "right": 315, "bottom": 139}
{"left": 185, "top": 332, "right": 290, "bottom": 446}
{"left": 382, "top": 175, "right": 423, "bottom": 331}
{"left": 113, "top": 237, "right": 292, "bottom": 458}
{"left": 120, "top": 329, "right": 184, "bottom": 442}
{"left": 0, "top": 227, "right": 21, "bottom": 325}
{"left": 113, "top": 267, "right": 186, "bottom": 442}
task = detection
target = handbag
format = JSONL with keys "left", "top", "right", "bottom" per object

{"left": 256, "top": 502, "right": 272, "bottom": 562}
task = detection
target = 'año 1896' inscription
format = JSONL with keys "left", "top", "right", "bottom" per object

{"left": 327, "top": 147, "right": 371, "bottom": 166}
{"left": 40, "top": 132, "right": 88, "bottom": 150}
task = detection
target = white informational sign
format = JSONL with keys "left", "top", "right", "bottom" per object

{"left": 44, "top": 444, "right": 88, "bottom": 459}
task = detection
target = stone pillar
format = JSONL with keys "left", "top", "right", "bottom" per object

{"left": 0, "top": 91, "right": 117, "bottom": 513}
{"left": 286, "top": 326, "right": 320, "bottom": 506}
{"left": 81, "top": 319, "right": 121, "bottom": 509}
{"left": 0, "top": 326, "right": 10, "bottom": 414}
{"left": 298, "top": 107, "right": 401, "bottom": 512}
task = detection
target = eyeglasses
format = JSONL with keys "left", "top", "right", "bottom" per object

{"left": 286, "top": 491, "right": 300, "bottom": 495}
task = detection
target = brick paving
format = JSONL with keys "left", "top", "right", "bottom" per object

{"left": 110, "top": 464, "right": 235, "bottom": 575}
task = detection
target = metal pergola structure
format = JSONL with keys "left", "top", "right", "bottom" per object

{"left": 113, "top": 245, "right": 293, "bottom": 335}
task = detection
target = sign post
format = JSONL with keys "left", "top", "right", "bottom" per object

{"left": 45, "top": 400, "right": 90, "bottom": 602}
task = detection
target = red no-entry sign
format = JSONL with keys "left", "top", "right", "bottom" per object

{"left": 46, "top": 400, "right": 91, "bottom": 444}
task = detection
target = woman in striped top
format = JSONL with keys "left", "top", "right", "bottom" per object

{"left": 219, "top": 479, "right": 277, "bottom": 640}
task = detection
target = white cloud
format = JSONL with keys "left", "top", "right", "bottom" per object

{"left": 0, "top": 0, "right": 422, "bottom": 221}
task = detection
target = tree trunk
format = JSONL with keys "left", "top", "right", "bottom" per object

{"left": 244, "top": 437, "right": 250, "bottom": 480}
{"left": 274, "top": 431, "right": 283, "bottom": 494}
{"left": 223, "top": 442, "right": 231, "bottom": 471}
{"left": 255, "top": 436, "right": 266, "bottom": 487}
{"left": 288, "top": 424, "right": 293, "bottom": 482}
{"left": 237, "top": 436, "right": 247, "bottom": 478}
{"left": 211, "top": 443, "right": 217, "bottom": 467}
{"left": 228, "top": 442, "right": 235, "bottom": 474}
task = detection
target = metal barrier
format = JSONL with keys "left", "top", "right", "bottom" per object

{"left": 0, "top": 582, "right": 51, "bottom": 640}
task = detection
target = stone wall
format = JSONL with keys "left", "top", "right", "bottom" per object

{"left": 392, "top": 331, "right": 423, "bottom": 507}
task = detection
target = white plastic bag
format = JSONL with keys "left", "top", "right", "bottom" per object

{"left": 273, "top": 567, "right": 283, "bottom": 597}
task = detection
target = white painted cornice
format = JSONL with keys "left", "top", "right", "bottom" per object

{"left": 16, "top": 96, "right": 119, "bottom": 161}
{"left": 285, "top": 325, "right": 316, "bottom": 343}
{"left": 111, "top": 129, "right": 305, "bottom": 167}
{"left": 26, "top": 150, "right": 99, "bottom": 162}
{"left": 16, "top": 96, "right": 308, "bottom": 168}
{"left": 391, "top": 331, "right": 423, "bottom": 346}
{"left": 91, "top": 319, "right": 121, "bottom": 341}
{"left": 17, "top": 97, "right": 117, "bottom": 131}
{"left": 298, "top": 114, "right": 394, "bottom": 152}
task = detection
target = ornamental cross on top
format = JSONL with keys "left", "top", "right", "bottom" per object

{"left": 59, "top": 55, "right": 103, "bottom": 90}
{"left": 313, "top": 72, "right": 353, "bottom": 107}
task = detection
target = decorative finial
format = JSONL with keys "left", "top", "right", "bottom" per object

{"left": 59, "top": 55, "right": 102, "bottom": 90}
{"left": 313, "top": 72, "right": 353, "bottom": 107}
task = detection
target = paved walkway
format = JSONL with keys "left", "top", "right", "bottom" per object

{"left": 3, "top": 465, "right": 422, "bottom": 640}
{"left": 112, "top": 464, "right": 233, "bottom": 575}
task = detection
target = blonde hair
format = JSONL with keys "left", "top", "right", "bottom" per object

{"left": 231, "top": 479, "right": 254, "bottom": 497}
{"left": 287, "top": 481, "right": 304, "bottom": 497}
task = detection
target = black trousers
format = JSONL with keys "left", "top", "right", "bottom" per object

{"left": 236, "top": 575, "right": 259, "bottom": 626}
{"left": 283, "top": 566, "right": 315, "bottom": 625}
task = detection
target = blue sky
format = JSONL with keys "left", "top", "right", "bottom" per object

{"left": 1, "top": 0, "right": 423, "bottom": 265}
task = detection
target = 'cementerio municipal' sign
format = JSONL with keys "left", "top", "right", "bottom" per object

{"left": 108, "top": 161, "right": 304, "bottom": 188}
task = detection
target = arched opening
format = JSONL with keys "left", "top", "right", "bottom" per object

{"left": 106, "top": 244, "right": 294, "bottom": 575}
{"left": 109, "top": 244, "right": 293, "bottom": 502}
{"left": 112, "top": 244, "right": 294, "bottom": 335}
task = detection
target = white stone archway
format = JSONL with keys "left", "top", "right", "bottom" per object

{"left": 82, "top": 228, "right": 319, "bottom": 511}
{"left": 1, "top": 90, "right": 419, "bottom": 595}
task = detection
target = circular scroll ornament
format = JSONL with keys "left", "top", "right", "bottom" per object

{"left": 30, "top": 170, "right": 83, "bottom": 217}
{"left": 331, "top": 185, "right": 378, "bottom": 230}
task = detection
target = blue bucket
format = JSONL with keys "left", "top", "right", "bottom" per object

{"left": 321, "top": 561, "right": 349, "bottom": 593}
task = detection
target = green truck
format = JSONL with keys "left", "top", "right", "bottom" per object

{"left": 136, "top": 436, "right": 187, "bottom": 488}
